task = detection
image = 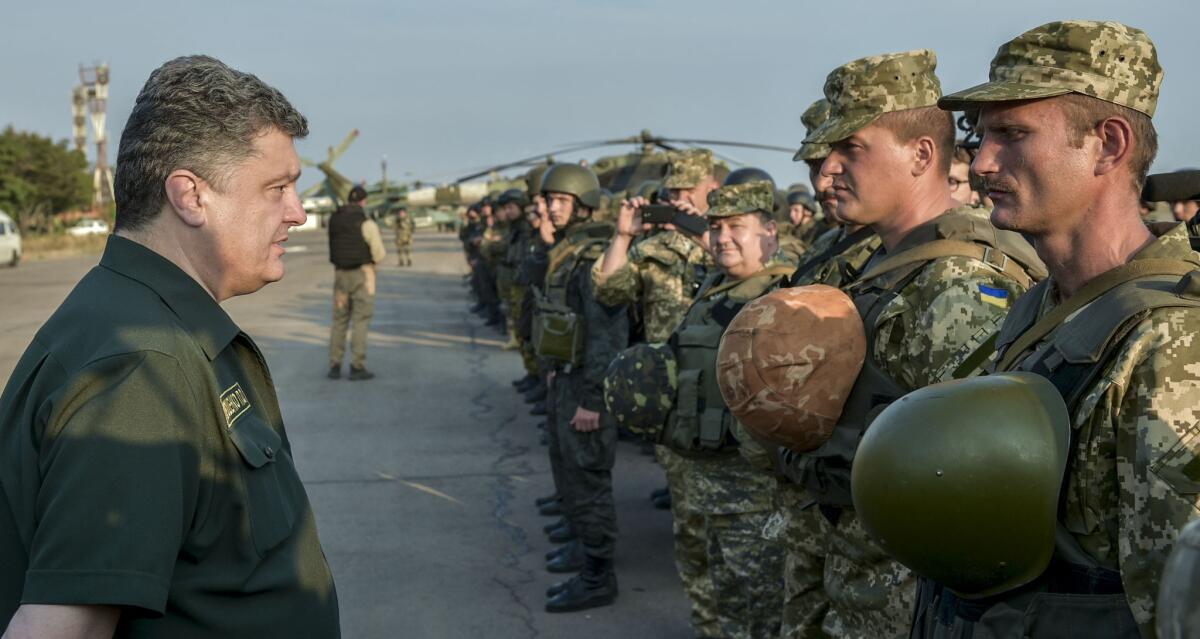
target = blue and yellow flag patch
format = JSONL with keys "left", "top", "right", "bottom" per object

{"left": 978, "top": 284, "right": 1009, "bottom": 309}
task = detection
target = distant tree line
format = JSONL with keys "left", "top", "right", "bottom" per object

{"left": 0, "top": 126, "right": 94, "bottom": 232}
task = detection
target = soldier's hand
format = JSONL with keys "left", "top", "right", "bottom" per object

{"left": 570, "top": 407, "right": 601, "bottom": 433}
{"left": 617, "top": 196, "right": 650, "bottom": 238}
{"left": 671, "top": 199, "right": 704, "bottom": 219}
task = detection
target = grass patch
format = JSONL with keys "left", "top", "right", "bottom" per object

{"left": 22, "top": 233, "right": 109, "bottom": 261}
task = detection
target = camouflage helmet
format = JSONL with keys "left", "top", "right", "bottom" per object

{"left": 706, "top": 180, "right": 775, "bottom": 219}
{"left": 939, "top": 21, "right": 1162, "bottom": 117}
{"left": 794, "top": 98, "right": 833, "bottom": 161}
{"left": 603, "top": 343, "right": 678, "bottom": 441}
{"left": 525, "top": 164, "right": 551, "bottom": 195}
{"left": 851, "top": 372, "right": 1071, "bottom": 598}
{"left": 1158, "top": 518, "right": 1200, "bottom": 639}
{"left": 716, "top": 285, "right": 865, "bottom": 452}
{"left": 540, "top": 163, "right": 602, "bottom": 210}
{"left": 724, "top": 167, "right": 776, "bottom": 189}
{"left": 806, "top": 49, "right": 943, "bottom": 145}
{"left": 496, "top": 188, "right": 529, "bottom": 208}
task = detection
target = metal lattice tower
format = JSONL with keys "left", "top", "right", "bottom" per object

{"left": 77, "top": 63, "right": 114, "bottom": 211}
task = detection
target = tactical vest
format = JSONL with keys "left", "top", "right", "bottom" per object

{"left": 663, "top": 265, "right": 794, "bottom": 457}
{"left": 328, "top": 205, "right": 372, "bottom": 269}
{"left": 533, "top": 222, "right": 613, "bottom": 368}
{"left": 795, "top": 209, "right": 1045, "bottom": 511}
{"left": 910, "top": 256, "right": 1200, "bottom": 639}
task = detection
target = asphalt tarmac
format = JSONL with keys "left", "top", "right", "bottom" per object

{"left": 0, "top": 228, "right": 691, "bottom": 639}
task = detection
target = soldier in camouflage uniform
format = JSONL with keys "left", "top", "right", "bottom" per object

{"left": 394, "top": 206, "right": 415, "bottom": 266}
{"left": 775, "top": 50, "right": 1044, "bottom": 638}
{"left": 592, "top": 148, "right": 719, "bottom": 637}
{"left": 534, "top": 163, "right": 628, "bottom": 613}
{"left": 905, "top": 21, "right": 1200, "bottom": 639}
{"left": 661, "top": 180, "right": 795, "bottom": 639}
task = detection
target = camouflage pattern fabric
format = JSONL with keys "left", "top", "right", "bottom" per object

{"left": 776, "top": 229, "right": 809, "bottom": 267}
{"left": 552, "top": 374, "right": 619, "bottom": 558}
{"left": 603, "top": 342, "right": 677, "bottom": 439}
{"left": 939, "top": 20, "right": 1162, "bottom": 116}
{"left": 664, "top": 148, "right": 716, "bottom": 189}
{"left": 793, "top": 98, "right": 833, "bottom": 162}
{"left": 659, "top": 446, "right": 722, "bottom": 637}
{"left": 706, "top": 180, "right": 776, "bottom": 219}
{"left": 997, "top": 224, "right": 1200, "bottom": 637}
{"left": 708, "top": 509, "right": 786, "bottom": 639}
{"left": 591, "top": 229, "right": 711, "bottom": 342}
{"left": 795, "top": 227, "right": 882, "bottom": 290}
{"left": 806, "top": 50, "right": 942, "bottom": 145}
{"left": 816, "top": 208, "right": 1035, "bottom": 638}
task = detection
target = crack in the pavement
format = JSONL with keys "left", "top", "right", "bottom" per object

{"left": 468, "top": 320, "right": 540, "bottom": 639}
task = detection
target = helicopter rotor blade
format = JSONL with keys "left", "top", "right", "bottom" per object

{"left": 657, "top": 138, "right": 796, "bottom": 153}
{"left": 328, "top": 129, "right": 360, "bottom": 163}
{"left": 452, "top": 140, "right": 623, "bottom": 183}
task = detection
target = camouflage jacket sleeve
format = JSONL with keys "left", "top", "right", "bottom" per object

{"left": 591, "top": 243, "right": 645, "bottom": 308}
{"left": 576, "top": 260, "right": 629, "bottom": 412}
{"left": 1065, "top": 307, "right": 1200, "bottom": 635}
{"left": 875, "top": 256, "right": 1028, "bottom": 389}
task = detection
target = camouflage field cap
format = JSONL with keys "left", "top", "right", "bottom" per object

{"left": 603, "top": 343, "right": 678, "bottom": 442}
{"left": 706, "top": 180, "right": 775, "bottom": 219}
{"left": 805, "top": 49, "right": 943, "bottom": 145}
{"left": 939, "top": 21, "right": 1162, "bottom": 116}
{"left": 663, "top": 148, "right": 715, "bottom": 189}
{"left": 794, "top": 98, "right": 833, "bottom": 161}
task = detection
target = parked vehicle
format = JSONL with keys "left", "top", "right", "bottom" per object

{"left": 0, "top": 211, "right": 21, "bottom": 267}
{"left": 66, "top": 218, "right": 111, "bottom": 237}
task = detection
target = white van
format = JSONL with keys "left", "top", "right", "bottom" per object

{"left": 0, "top": 210, "right": 20, "bottom": 267}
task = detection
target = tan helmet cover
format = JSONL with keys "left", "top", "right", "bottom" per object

{"left": 716, "top": 284, "right": 866, "bottom": 451}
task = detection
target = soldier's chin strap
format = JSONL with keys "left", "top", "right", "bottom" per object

{"left": 995, "top": 258, "right": 1199, "bottom": 372}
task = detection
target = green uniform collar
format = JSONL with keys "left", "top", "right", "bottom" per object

{"left": 99, "top": 234, "right": 241, "bottom": 361}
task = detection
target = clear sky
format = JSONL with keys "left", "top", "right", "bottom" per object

{"left": 3, "top": 0, "right": 1197, "bottom": 194}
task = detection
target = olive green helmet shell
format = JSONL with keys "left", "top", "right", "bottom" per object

{"left": 540, "top": 163, "right": 602, "bottom": 210}
{"left": 496, "top": 188, "right": 529, "bottom": 208}
{"left": 603, "top": 343, "right": 678, "bottom": 442}
{"left": 1158, "top": 518, "right": 1200, "bottom": 639}
{"left": 526, "top": 164, "right": 550, "bottom": 195}
{"left": 851, "top": 372, "right": 1070, "bottom": 599}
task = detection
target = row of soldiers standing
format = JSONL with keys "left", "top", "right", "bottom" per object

{"left": 460, "top": 19, "right": 1200, "bottom": 639}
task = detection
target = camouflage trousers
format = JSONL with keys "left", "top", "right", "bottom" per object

{"left": 774, "top": 486, "right": 832, "bottom": 638}
{"left": 706, "top": 509, "right": 785, "bottom": 639}
{"left": 550, "top": 373, "right": 618, "bottom": 558}
{"left": 658, "top": 446, "right": 721, "bottom": 637}
{"left": 395, "top": 240, "right": 412, "bottom": 265}
{"left": 821, "top": 508, "right": 916, "bottom": 639}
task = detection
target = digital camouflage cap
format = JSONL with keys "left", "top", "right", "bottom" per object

{"left": 794, "top": 98, "right": 832, "bottom": 161}
{"left": 705, "top": 180, "right": 775, "bottom": 219}
{"left": 663, "top": 148, "right": 715, "bottom": 189}
{"left": 939, "top": 20, "right": 1162, "bottom": 117}
{"left": 805, "top": 49, "right": 943, "bottom": 145}
{"left": 603, "top": 343, "right": 678, "bottom": 441}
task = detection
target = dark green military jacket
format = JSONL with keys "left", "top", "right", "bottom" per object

{"left": 0, "top": 236, "right": 340, "bottom": 638}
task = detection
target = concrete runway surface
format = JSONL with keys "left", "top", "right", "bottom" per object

{"left": 0, "top": 229, "right": 691, "bottom": 639}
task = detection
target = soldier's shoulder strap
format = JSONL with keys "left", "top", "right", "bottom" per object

{"left": 700, "top": 264, "right": 795, "bottom": 300}
{"left": 788, "top": 226, "right": 876, "bottom": 287}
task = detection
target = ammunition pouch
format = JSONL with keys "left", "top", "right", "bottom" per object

{"left": 533, "top": 299, "right": 583, "bottom": 367}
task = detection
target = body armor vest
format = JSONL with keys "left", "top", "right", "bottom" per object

{"left": 795, "top": 209, "right": 1044, "bottom": 511}
{"left": 911, "top": 251, "right": 1200, "bottom": 639}
{"left": 663, "top": 267, "right": 792, "bottom": 457}
{"left": 533, "top": 222, "right": 613, "bottom": 368}
{"left": 328, "top": 205, "right": 372, "bottom": 269}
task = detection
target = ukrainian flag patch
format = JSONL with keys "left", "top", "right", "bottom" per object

{"left": 978, "top": 284, "right": 1009, "bottom": 309}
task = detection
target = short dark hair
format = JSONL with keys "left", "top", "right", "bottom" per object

{"left": 348, "top": 186, "right": 368, "bottom": 203}
{"left": 1057, "top": 93, "right": 1157, "bottom": 193}
{"left": 114, "top": 55, "right": 308, "bottom": 231}
{"left": 875, "top": 106, "right": 956, "bottom": 175}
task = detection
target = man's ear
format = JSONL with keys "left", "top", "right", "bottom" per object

{"left": 164, "top": 169, "right": 208, "bottom": 228}
{"left": 1094, "top": 116, "right": 1134, "bottom": 179}
{"left": 912, "top": 136, "right": 937, "bottom": 177}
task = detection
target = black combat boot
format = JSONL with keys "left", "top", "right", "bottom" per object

{"left": 523, "top": 382, "right": 547, "bottom": 404}
{"left": 545, "top": 553, "right": 617, "bottom": 613}
{"left": 544, "top": 540, "right": 585, "bottom": 574}
{"left": 538, "top": 500, "right": 563, "bottom": 517}
{"left": 530, "top": 401, "right": 547, "bottom": 416}
{"left": 547, "top": 521, "right": 577, "bottom": 544}
{"left": 513, "top": 374, "right": 538, "bottom": 392}
{"left": 649, "top": 487, "right": 669, "bottom": 501}
{"left": 544, "top": 539, "right": 578, "bottom": 561}
{"left": 652, "top": 491, "right": 672, "bottom": 510}
{"left": 534, "top": 493, "right": 560, "bottom": 507}
{"left": 542, "top": 517, "right": 568, "bottom": 534}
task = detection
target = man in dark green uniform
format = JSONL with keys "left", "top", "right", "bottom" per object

{"left": 0, "top": 55, "right": 339, "bottom": 638}
{"left": 534, "top": 163, "right": 628, "bottom": 613}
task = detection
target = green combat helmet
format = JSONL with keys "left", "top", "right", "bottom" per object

{"left": 603, "top": 343, "right": 678, "bottom": 441}
{"left": 525, "top": 164, "right": 551, "bottom": 195}
{"left": 540, "top": 163, "right": 602, "bottom": 210}
{"left": 1157, "top": 518, "right": 1200, "bottom": 639}
{"left": 851, "top": 372, "right": 1070, "bottom": 598}
{"left": 496, "top": 188, "right": 529, "bottom": 208}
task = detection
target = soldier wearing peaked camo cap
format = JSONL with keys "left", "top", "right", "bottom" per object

{"left": 804, "top": 49, "right": 942, "bottom": 145}
{"left": 705, "top": 181, "right": 776, "bottom": 219}
{"left": 793, "top": 98, "right": 832, "bottom": 162}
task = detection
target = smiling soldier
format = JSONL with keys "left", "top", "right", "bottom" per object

{"left": 0, "top": 56, "right": 339, "bottom": 638}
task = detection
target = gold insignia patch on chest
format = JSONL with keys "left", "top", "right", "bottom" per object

{"left": 220, "top": 382, "right": 252, "bottom": 429}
